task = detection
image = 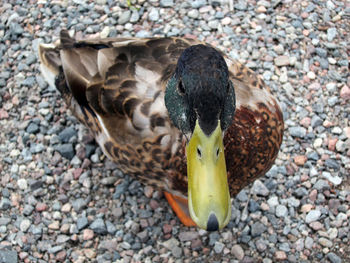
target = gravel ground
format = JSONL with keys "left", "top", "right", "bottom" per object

{"left": 0, "top": 0, "right": 350, "bottom": 262}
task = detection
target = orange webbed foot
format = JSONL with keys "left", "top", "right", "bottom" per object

{"left": 164, "top": 191, "right": 196, "bottom": 227}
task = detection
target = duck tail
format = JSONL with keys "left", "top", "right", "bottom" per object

{"left": 38, "top": 41, "right": 61, "bottom": 90}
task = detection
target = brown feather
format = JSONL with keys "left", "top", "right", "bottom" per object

{"left": 38, "top": 30, "right": 284, "bottom": 199}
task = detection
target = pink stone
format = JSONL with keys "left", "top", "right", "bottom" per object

{"left": 0, "top": 109, "right": 9, "bottom": 119}
{"left": 294, "top": 155, "right": 307, "bottom": 166}
{"left": 163, "top": 224, "right": 172, "bottom": 234}
{"left": 300, "top": 117, "right": 311, "bottom": 127}
{"left": 308, "top": 82, "right": 320, "bottom": 90}
{"left": 309, "top": 189, "right": 317, "bottom": 202}
{"left": 340, "top": 85, "right": 350, "bottom": 100}
{"left": 73, "top": 168, "right": 83, "bottom": 180}
{"left": 344, "top": 127, "right": 350, "bottom": 139}
{"left": 309, "top": 221, "right": 323, "bottom": 230}
{"left": 328, "top": 138, "right": 338, "bottom": 151}
{"left": 83, "top": 229, "right": 94, "bottom": 240}
{"left": 275, "top": 251, "right": 287, "bottom": 260}
{"left": 35, "top": 202, "right": 48, "bottom": 212}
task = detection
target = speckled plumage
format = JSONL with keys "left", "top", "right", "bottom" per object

{"left": 39, "top": 30, "right": 284, "bottom": 199}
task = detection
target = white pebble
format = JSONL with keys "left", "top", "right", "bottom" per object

{"left": 17, "top": 178, "right": 28, "bottom": 190}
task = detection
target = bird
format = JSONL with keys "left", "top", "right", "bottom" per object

{"left": 38, "top": 30, "right": 284, "bottom": 231}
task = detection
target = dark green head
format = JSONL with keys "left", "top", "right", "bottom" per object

{"left": 165, "top": 44, "right": 236, "bottom": 136}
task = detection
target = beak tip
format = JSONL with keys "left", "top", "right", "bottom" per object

{"left": 206, "top": 213, "right": 219, "bottom": 231}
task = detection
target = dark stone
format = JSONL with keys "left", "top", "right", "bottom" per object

{"left": 77, "top": 216, "right": 89, "bottom": 230}
{"left": 58, "top": 127, "right": 77, "bottom": 143}
{"left": 55, "top": 144, "right": 75, "bottom": 160}
{"left": 90, "top": 218, "right": 107, "bottom": 235}
{"left": 26, "top": 123, "right": 40, "bottom": 134}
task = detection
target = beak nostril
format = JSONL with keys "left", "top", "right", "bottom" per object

{"left": 207, "top": 213, "right": 219, "bottom": 231}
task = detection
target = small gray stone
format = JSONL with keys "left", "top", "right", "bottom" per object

{"left": 106, "top": 221, "right": 116, "bottom": 235}
{"left": 324, "top": 159, "right": 340, "bottom": 170}
{"left": 208, "top": 20, "right": 219, "bottom": 29}
{"left": 275, "top": 205, "right": 288, "bottom": 217}
{"left": 0, "top": 198, "right": 11, "bottom": 210}
{"left": 56, "top": 235, "right": 70, "bottom": 244}
{"left": 72, "top": 198, "right": 87, "bottom": 212}
{"left": 160, "top": 0, "right": 174, "bottom": 7}
{"left": 327, "top": 252, "right": 342, "bottom": 263}
{"left": 135, "top": 30, "right": 151, "bottom": 38}
{"left": 311, "top": 115, "right": 322, "bottom": 128}
{"left": 179, "top": 231, "right": 199, "bottom": 242}
{"left": 315, "top": 48, "right": 327, "bottom": 58}
{"left": 22, "top": 77, "right": 36, "bottom": 86}
{"left": 118, "top": 10, "right": 131, "bottom": 25}
{"left": 327, "top": 28, "right": 337, "bottom": 41}
{"left": 305, "top": 210, "right": 321, "bottom": 223}
{"left": 26, "top": 122, "right": 40, "bottom": 134}
{"left": 55, "top": 144, "right": 75, "bottom": 160}
{"left": 327, "top": 96, "right": 338, "bottom": 107}
{"left": 191, "top": 0, "right": 207, "bottom": 8}
{"left": 274, "top": 56, "right": 290, "bottom": 66}
{"left": 214, "top": 241, "right": 225, "bottom": 253}
{"left": 304, "top": 236, "right": 314, "bottom": 249}
{"left": 90, "top": 218, "right": 107, "bottom": 235}
{"left": 20, "top": 219, "right": 31, "bottom": 232}
{"left": 313, "top": 179, "right": 330, "bottom": 190}
{"left": 172, "top": 246, "right": 182, "bottom": 258}
{"left": 162, "top": 237, "right": 179, "bottom": 250}
{"left": 252, "top": 180, "right": 269, "bottom": 196}
{"left": 0, "top": 250, "right": 17, "bottom": 263}
{"left": 148, "top": 8, "right": 159, "bottom": 22}
{"left": 188, "top": 9, "right": 199, "bottom": 19}
{"left": 58, "top": 127, "right": 77, "bottom": 143}
{"left": 251, "top": 222, "right": 267, "bottom": 237}
{"left": 48, "top": 245, "right": 63, "bottom": 254}
{"left": 129, "top": 11, "right": 140, "bottom": 23}
{"left": 0, "top": 217, "right": 11, "bottom": 226}
{"left": 289, "top": 127, "right": 306, "bottom": 138}
{"left": 101, "top": 177, "right": 118, "bottom": 185}
{"left": 322, "top": 172, "right": 342, "bottom": 185}
{"left": 77, "top": 216, "right": 89, "bottom": 230}
{"left": 23, "top": 205, "right": 34, "bottom": 216}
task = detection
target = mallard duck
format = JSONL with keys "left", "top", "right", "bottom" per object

{"left": 39, "top": 30, "right": 284, "bottom": 231}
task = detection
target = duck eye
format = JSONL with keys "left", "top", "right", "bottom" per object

{"left": 197, "top": 147, "right": 202, "bottom": 158}
{"left": 178, "top": 81, "right": 185, "bottom": 95}
{"left": 226, "top": 82, "right": 230, "bottom": 93}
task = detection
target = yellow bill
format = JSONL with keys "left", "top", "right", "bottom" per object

{"left": 186, "top": 120, "right": 231, "bottom": 231}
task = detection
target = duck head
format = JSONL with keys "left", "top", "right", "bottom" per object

{"left": 165, "top": 44, "right": 236, "bottom": 230}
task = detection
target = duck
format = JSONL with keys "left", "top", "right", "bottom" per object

{"left": 38, "top": 30, "right": 284, "bottom": 231}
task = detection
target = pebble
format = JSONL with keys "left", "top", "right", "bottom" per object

{"left": 17, "top": 178, "right": 28, "bottom": 190}
{"left": 327, "top": 252, "right": 342, "bottom": 263}
{"left": 274, "top": 56, "right": 290, "bottom": 66}
{"left": 83, "top": 229, "right": 94, "bottom": 240}
{"left": 327, "top": 28, "right": 337, "bottom": 41}
{"left": 289, "top": 127, "right": 307, "bottom": 138}
{"left": 322, "top": 172, "right": 342, "bottom": 185}
{"left": 275, "top": 205, "right": 288, "bottom": 217}
{"left": 251, "top": 222, "right": 267, "bottom": 237}
{"left": 148, "top": 8, "right": 160, "bottom": 22}
{"left": 251, "top": 180, "right": 269, "bottom": 196}
{"left": 118, "top": 10, "right": 131, "bottom": 25}
{"left": 90, "top": 218, "right": 107, "bottom": 235}
{"left": 305, "top": 210, "right": 321, "bottom": 223}
{"left": 20, "top": 219, "right": 31, "bottom": 232}
{"left": 231, "top": 244, "right": 244, "bottom": 260}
